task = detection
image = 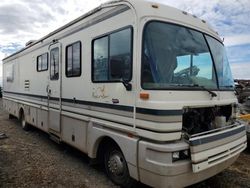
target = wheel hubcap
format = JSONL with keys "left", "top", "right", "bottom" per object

{"left": 108, "top": 151, "right": 125, "bottom": 176}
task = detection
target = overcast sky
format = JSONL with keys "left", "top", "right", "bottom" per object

{"left": 0, "top": 0, "right": 250, "bottom": 85}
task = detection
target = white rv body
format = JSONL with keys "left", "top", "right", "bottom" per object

{"left": 2, "top": 0, "right": 247, "bottom": 187}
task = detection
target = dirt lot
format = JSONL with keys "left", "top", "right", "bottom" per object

{"left": 0, "top": 98, "right": 250, "bottom": 188}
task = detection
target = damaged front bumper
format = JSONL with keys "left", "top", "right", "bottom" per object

{"left": 137, "top": 123, "right": 247, "bottom": 188}
{"left": 189, "top": 123, "right": 247, "bottom": 172}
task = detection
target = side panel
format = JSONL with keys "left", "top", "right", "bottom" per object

{"left": 37, "top": 109, "right": 49, "bottom": 132}
{"left": 4, "top": 99, "right": 19, "bottom": 117}
{"left": 10, "top": 100, "right": 19, "bottom": 117}
{"left": 60, "top": 5, "right": 136, "bottom": 118}
{"left": 61, "top": 116, "right": 88, "bottom": 152}
{"left": 26, "top": 106, "right": 37, "bottom": 126}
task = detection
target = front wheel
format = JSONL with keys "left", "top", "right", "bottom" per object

{"left": 104, "top": 145, "right": 133, "bottom": 188}
{"left": 20, "top": 112, "right": 30, "bottom": 131}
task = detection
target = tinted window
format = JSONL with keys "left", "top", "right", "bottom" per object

{"left": 92, "top": 27, "right": 132, "bottom": 82}
{"left": 37, "top": 53, "right": 48, "bottom": 72}
{"left": 50, "top": 47, "right": 59, "bottom": 80}
{"left": 66, "top": 41, "right": 81, "bottom": 77}
{"left": 93, "top": 37, "right": 109, "bottom": 81}
{"left": 110, "top": 29, "right": 132, "bottom": 81}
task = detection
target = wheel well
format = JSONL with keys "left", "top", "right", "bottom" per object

{"left": 96, "top": 137, "right": 121, "bottom": 163}
{"left": 19, "top": 108, "right": 24, "bottom": 120}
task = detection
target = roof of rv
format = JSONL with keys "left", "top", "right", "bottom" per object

{"left": 3, "top": 0, "right": 221, "bottom": 61}
{"left": 120, "top": 0, "right": 220, "bottom": 37}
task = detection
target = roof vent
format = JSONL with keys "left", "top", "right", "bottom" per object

{"left": 202, "top": 20, "right": 206, "bottom": 23}
{"left": 25, "top": 40, "right": 36, "bottom": 46}
{"left": 182, "top": 11, "right": 188, "bottom": 15}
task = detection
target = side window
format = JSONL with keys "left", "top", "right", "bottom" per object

{"left": 93, "top": 36, "right": 109, "bottom": 81}
{"left": 6, "top": 64, "right": 14, "bottom": 82}
{"left": 37, "top": 53, "right": 48, "bottom": 72}
{"left": 66, "top": 41, "right": 81, "bottom": 77}
{"left": 50, "top": 47, "right": 59, "bottom": 80}
{"left": 92, "top": 27, "right": 132, "bottom": 82}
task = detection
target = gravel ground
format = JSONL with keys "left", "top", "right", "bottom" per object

{"left": 0, "top": 98, "right": 249, "bottom": 188}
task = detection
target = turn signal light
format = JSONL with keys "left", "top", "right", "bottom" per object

{"left": 140, "top": 92, "right": 149, "bottom": 100}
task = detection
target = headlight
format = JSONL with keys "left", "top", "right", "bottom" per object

{"left": 232, "top": 103, "right": 238, "bottom": 119}
{"left": 172, "top": 150, "right": 190, "bottom": 162}
{"left": 172, "top": 152, "right": 180, "bottom": 161}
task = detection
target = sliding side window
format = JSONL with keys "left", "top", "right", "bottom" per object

{"left": 92, "top": 27, "right": 132, "bottom": 82}
{"left": 66, "top": 41, "right": 81, "bottom": 77}
{"left": 37, "top": 53, "right": 48, "bottom": 72}
{"left": 50, "top": 47, "right": 59, "bottom": 80}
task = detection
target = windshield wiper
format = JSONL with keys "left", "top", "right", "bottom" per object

{"left": 193, "top": 84, "right": 217, "bottom": 98}
{"left": 169, "top": 84, "right": 217, "bottom": 98}
{"left": 223, "top": 85, "right": 234, "bottom": 88}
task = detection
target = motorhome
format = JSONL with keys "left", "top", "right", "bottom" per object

{"left": 2, "top": 0, "right": 247, "bottom": 187}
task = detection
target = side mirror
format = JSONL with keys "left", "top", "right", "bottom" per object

{"left": 110, "top": 59, "right": 123, "bottom": 79}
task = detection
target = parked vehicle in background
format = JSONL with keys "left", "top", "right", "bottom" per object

{"left": 2, "top": 0, "right": 247, "bottom": 187}
{"left": 235, "top": 79, "right": 250, "bottom": 103}
{"left": 235, "top": 80, "right": 250, "bottom": 142}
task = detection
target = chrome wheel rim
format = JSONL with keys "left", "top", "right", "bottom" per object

{"left": 107, "top": 151, "right": 125, "bottom": 177}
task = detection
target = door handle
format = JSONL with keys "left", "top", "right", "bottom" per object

{"left": 112, "top": 99, "right": 119, "bottom": 104}
{"left": 46, "top": 85, "right": 51, "bottom": 94}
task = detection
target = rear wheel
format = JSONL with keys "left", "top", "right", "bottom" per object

{"left": 20, "top": 112, "right": 30, "bottom": 131}
{"left": 8, "top": 114, "right": 15, "bottom": 119}
{"left": 104, "top": 145, "right": 133, "bottom": 188}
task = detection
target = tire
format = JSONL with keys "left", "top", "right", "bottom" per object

{"left": 104, "top": 145, "right": 134, "bottom": 188}
{"left": 20, "top": 112, "right": 30, "bottom": 131}
{"left": 8, "top": 114, "right": 15, "bottom": 119}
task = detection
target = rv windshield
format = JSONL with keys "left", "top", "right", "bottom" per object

{"left": 141, "top": 21, "right": 234, "bottom": 90}
{"left": 205, "top": 35, "right": 234, "bottom": 89}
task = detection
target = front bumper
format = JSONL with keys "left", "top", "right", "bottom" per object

{"left": 189, "top": 124, "right": 246, "bottom": 172}
{"left": 139, "top": 154, "right": 239, "bottom": 188}
{"left": 138, "top": 123, "right": 247, "bottom": 188}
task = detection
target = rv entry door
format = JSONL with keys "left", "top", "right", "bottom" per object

{"left": 47, "top": 42, "right": 62, "bottom": 134}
